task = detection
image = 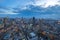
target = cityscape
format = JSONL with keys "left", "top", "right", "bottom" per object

{"left": 0, "top": 17, "right": 60, "bottom": 40}
{"left": 0, "top": 0, "right": 60, "bottom": 40}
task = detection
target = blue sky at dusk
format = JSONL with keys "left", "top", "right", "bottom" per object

{"left": 0, "top": 0, "right": 60, "bottom": 19}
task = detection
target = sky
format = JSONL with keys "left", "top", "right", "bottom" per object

{"left": 0, "top": 0, "right": 60, "bottom": 8}
{"left": 0, "top": 0, "right": 60, "bottom": 19}
{"left": 0, "top": 0, "right": 32, "bottom": 8}
{"left": 33, "top": 0, "right": 60, "bottom": 7}
{"left": 0, "top": 0, "right": 33, "bottom": 14}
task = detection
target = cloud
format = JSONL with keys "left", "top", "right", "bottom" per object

{"left": 32, "top": 0, "right": 60, "bottom": 8}
{"left": 0, "top": 8, "right": 19, "bottom": 14}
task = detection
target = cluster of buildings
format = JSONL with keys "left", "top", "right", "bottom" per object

{"left": 0, "top": 17, "right": 60, "bottom": 40}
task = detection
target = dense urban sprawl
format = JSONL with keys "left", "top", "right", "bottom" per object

{"left": 0, "top": 17, "right": 60, "bottom": 40}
